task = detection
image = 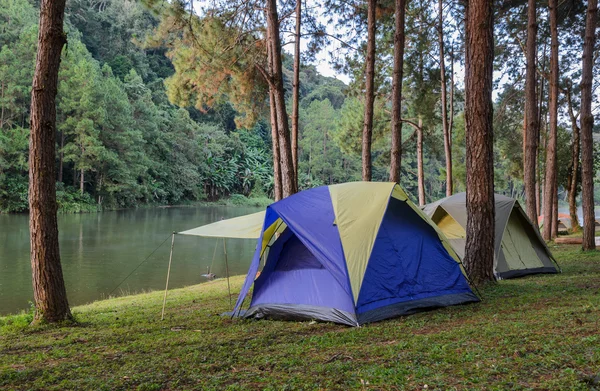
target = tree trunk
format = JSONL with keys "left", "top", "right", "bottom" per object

{"left": 449, "top": 44, "right": 454, "bottom": 154}
{"left": 536, "top": 48, "right": 546, "bottom": 220}
{"left": 417, "top": 118, "right": 425, "bottom": 206}
{"left": 552, "top": 180, "right": 558, "bottom": 238}
{"left": 524, "top": 0, "right": 539, "bottom": 224}
{"left": 542, "top": 0, "right": 559, "bottom": 241}
{"left": 463, "top": 0, "right": 495, "bottom": 285}
{"left": 29, "top": 0, "right": 71, "bottom": 323}
{"left": 389, "top": 0, "right": 406, "bottom": 183}
{"left": 323, "top": 127, "right": 327, "bottom": 183}
{"left": 438, "top": 0, "right": 452, "bottom": 196}
{"left": 266, "top": 0, "right": 297, "bottom": 197}
{"left": 566, "top": 84, "right": 581, "bottom": 232}
{"left": 80, "top": 167, "right": 84, "bottom": 195}
{"left": 580, "top": 0, "right": 597, "bottom": 250}
{"left": 291, "top": 0, "right": 301, "bottom": 181}
{"left": 266, "top": 26, "right": 282, "bottom": 202}
{"left": 416, "top": 118, "right": 425, "bottom": 206}
{"left": 0, "top": 82, "right": 5, "bottom": 129}
{"left": 269, "top": 90, "right": 282, "bottom": 201}
{"left": 58, "top": 131, "right": 64, "bottom": 182}
{"left": 362, "top": 0, "right": 376, "bottom": 181}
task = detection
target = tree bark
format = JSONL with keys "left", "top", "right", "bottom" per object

{"left": 417, "top": 118, "right": 425, "bottom": 206}
{"left": 463, "top": 0, "right": 495, "bottom": 285}
{"left": 566, "top": 84, "right": 581, "bottom": 232}
{"left": 266, "top": 0, "right": 297, "bottom": 197}
{"left": 29, "top": 0, "right": 71, "bottom": 323}
{"left": 323, "top": 127, "right": 328, "bottom": 183}
{"left": 269, "top": 89, "right": 282, "bottom": 201}
{"left": 389, "top": 0, "right": 406, "bottom": 183}
{"left": 80, "top": 167, "right": 84, "bottom": 195}
{"left": 552, "top": 179, "right": 558, "bottom": 238}
{"left": 536, "top": 48, "right": 546, "bottom": 220}
{"left": 438, "top": 0, "right": 452, "bottom": 196}
{"left": 449, "top": 44, "right": 454, "bottom": 155}
{"left": 266, "top": 26, "right": 282, "bottom": 201}
{"left": 524, "top": 0, "right": 539, "bottom": 224}
{"left": 542, "top": 0, "right": 559, "bottom": 241}
{"left": 362, "top": 0, "right": 376, "bottom": 181}
{"left": 291, "top": 0, "right": 301, "bottom": 182}
{"left": 0, "top": 82, "right": 5, "bottom": 129}
{"left": 580, "top": 0, "right": 597, "bottom": 250}
{"left": 58, "top": 131, "right": 64, "bottom": 182}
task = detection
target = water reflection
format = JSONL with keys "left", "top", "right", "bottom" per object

{"left": 0, "top": 206, "right": 261, "bottom": 315}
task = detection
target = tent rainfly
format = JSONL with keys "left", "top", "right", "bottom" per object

{"left": 231, "top": 181, "right": 480, "bottom": 327}
{"left": 423, "top": 193, "right": 560, "bottom": 280}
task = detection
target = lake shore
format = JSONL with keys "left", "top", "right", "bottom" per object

{"left": 1, "top": 243, "right": 599, "bottom": 390}
{"left": 0, "top": 204, "right": 262, "bottom": 316}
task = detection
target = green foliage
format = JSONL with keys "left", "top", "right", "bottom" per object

{"left": 299, "top": 98, "right": 360, "bottom": 186}
{"left": 150, "top": 10, "right": 267, "bottom": 128}
{"left": 55, "top": 184, "right": 99, "bottom": 213}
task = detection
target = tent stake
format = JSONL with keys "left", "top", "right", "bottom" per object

{"left": 223, "top": 237, "right": 232, "bottom": 307}
{"left": 161, "top": 233, "right": 176, "bottom": 320}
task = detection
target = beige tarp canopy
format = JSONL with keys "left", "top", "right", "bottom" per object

{"left": 423, "top": 193, "right": 560, "bottom": 279}
{"left": 178, "top": 211, "right": 265, "bottom": 239}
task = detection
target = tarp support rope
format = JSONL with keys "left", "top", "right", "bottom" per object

{"left": 224, "top": 238, "right": 232, "bottom": 307}
{"left": 209, "top": 238, "right": 219, "bottom": 275}
{"left": 161, "top": 233, "right": 176, "bottom": 320}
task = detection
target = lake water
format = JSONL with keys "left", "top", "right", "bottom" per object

{"left": 0, "top": 206, "right": 262, "bottom": 315}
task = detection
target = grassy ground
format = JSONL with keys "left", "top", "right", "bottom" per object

{"left": 1, "top": 244, "right": 599, "bottom": 390}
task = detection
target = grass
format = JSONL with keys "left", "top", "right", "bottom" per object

{"left": 1, "top": 244, "right": 599, "bottom": 390}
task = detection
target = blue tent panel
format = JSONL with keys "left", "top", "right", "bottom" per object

{"left": 269, "top": 186, "right": 352, "bottom": 298}
{"left": 356, "top": 198, "right": 478, "bottom": 324}
{"left": 247, "top": 229, "right": 357, "bottom": 325}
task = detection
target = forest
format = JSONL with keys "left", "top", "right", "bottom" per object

{"left": 0, "top": 0, "right": 598, "bottom": 218}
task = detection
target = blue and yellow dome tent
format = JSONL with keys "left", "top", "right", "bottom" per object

{"left": 232, "top": 182, "right": 479, "bottom": 326}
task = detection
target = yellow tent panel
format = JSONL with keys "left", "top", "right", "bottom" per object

{"left": 329, "top": 181, "right": 397, "bottom": 303}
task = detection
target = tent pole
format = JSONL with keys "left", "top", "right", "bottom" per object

{"left": 223, "top": 237, "right": 232, "bottom": 307}
{"left": 161, "top": 233, "right": 176, "bottom": 320}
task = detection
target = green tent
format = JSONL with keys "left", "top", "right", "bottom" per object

{"left": 423, "top": 193, "right": 560, "bottom": 279}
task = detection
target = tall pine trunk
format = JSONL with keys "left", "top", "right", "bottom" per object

{"left": 269, "top": 90, "right": 282, "bottom": 201}
{"left": 58, "top": 131, "right": 64, "bottom": 182}
{"left": 29, "top": 0, "right": 71, "bottom": 323}
{"left": 524, "top": 0, "right": 539, "bottom": 224}
{"left": 80, "top": 168, "right": 84, "bottom": 194}
{"left": 566, "top": 84, "right": 581, "bottom": 232}
{"left": 438, "top": 0, "right": 452, "bottom": 196}
{"left": 362, "top": 0, "right": 376, "bottom": 181}
{"left": 463, "top": 0, "right": 495, "bottom": 285}
{"left": 417, "top": 118, "right": 425, "bottom": 206}
{"left": 389, "top": 0, "right": 406, "bottom": 183}
{"left": 291, "top": 0, "right": 301, "bottom": 181}
{"left": 449, "top": 44, "right": 455, "bottom": 162}
{"left": 552, "top": 182, "right": 558, "bottom": 237}
{"left": 267, "top": 0, "right": 297, "bottom": 197}
{"left": 542, "top": 0, "right": 559, "bottom": 241}
{"left": 266, "top": 26, "right": 282, "bottom": 201}
{"left": 580, "top": 0, "right": 597, "bottom": 250}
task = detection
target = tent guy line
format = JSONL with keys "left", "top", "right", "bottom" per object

{"left": 108, "top": 234, "right": 173, "bottom": 297}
